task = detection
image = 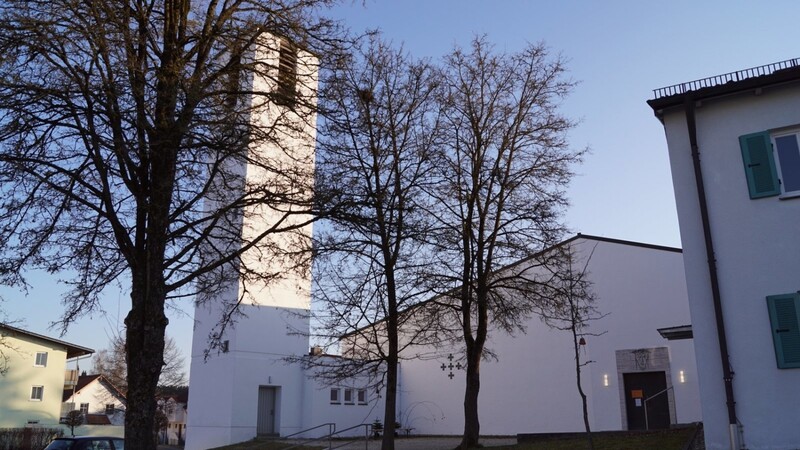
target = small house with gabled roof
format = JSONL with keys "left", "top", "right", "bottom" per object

{"left": 62, "top": 374, "right": 126, "bottom": 426}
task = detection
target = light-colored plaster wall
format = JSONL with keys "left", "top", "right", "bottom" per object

{"left": 0, "top": 334, "right": 68, "bottom": 427}
{"left": 186, "top": 34, "right": 318, "bottom": 450}
{"left": 301, "top": 365, "right": 386, "bottom": 438}
{"left": 660, "top": 82, "right": 800, "bottom": 449}
{"left": 187, "top": 304, "right": 310, "bottom": 449}
{"left": 237, "top": 34, "right": 317, "bottom": 311}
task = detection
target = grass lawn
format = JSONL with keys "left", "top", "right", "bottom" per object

{"left": 498, "top": 427, "right": 696, "bottom": 450}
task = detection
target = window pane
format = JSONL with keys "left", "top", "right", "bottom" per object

{"left": 775, "top": 135, "right": 800, "bottom": 193}
{"left": 330, "top": 388, "right": 339, "bottom": 403}
{"left": 35, "top": 352, "right": 47, "bottom": 367}
{"left": 43, "top": 440, "right": 73, "bottom": 450}
{"left": 357, "top": 389, "right": 366, "bottom": 403}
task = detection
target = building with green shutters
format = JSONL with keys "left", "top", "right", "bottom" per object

{"left": 648, "top": 58, "right": 800, "bottom": 450}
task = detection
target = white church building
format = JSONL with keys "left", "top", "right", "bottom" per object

{"left": 187, "top": 233, "right": 703, "bottom": 449}
{"left": 384, "top": 235, "right": 701, "bottom": 436}
{"left": 185, "top": 36, "right": 702, "bottom": 449}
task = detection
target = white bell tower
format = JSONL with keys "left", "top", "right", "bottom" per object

{"left": 186, "top": 34, "right": 317, "bottom": 450}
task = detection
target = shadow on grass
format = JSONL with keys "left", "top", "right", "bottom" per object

{"left": 498, "top": 427, "right": 697, "bottom": 450}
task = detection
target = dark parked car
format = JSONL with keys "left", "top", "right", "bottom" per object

{"left": 44, "top": 436, "right": 124, "bottom": 450}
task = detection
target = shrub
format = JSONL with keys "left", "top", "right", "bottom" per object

{"left": 0, "top": 427, "right": 64, "bottom": 450}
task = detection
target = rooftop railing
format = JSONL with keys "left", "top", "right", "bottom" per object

{"left": 652, "top": 58, "right": 800, "bottom": 99}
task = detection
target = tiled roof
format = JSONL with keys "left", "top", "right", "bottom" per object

{"left": 63, "top": 374, "right": 126, "bottom": 403}
{"left": 0, "top": 323, "right": 93, "bottom": 359}
{"left": 85, "top": 414, "right": 112, "bottom": 425}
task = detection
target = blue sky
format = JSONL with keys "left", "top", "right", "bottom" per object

{"left": 3, "top": 0, "right": 800, "bottom": 376}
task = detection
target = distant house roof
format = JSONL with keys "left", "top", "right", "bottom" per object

{"left": 157, "top": 386, "right": 189, "bottom": 404}
{"left": 63, "top": 374, "right": 127, "bottom": 403}
{"left": 0, "top": 323, "right": 94, "bottom": 359}
{"left": 648, "top": 58, "right": 800, "bottom": 117}
{"left": 85, "top": 414, "right": 112, "bottom": 425}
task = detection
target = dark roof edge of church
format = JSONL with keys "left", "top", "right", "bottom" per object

{"left": 335, "top": 233, "right": 681, "bottom": 342}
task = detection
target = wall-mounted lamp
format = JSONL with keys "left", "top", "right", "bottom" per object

{"left": 679, "top": 370, "right": 685, "bottom": 383}
{"left": 603, "top": 374, "right": 609, "bottom": 387}
{"left": 579, "top": 337, "right": 586, "bottom": 346}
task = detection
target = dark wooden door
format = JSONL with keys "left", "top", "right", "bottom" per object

{"left": 623, "top": 371, "right": 670, "bottom": 430}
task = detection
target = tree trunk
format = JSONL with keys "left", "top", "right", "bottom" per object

{"left": 382, "top": 352, "right": 398, "bottom": 450}
{"left": 382, "top": 276, "right": 398, "bottom": 450}
{"left": 124, "top": 277, "right": 168, "bottom": 450}
{"left": 459, "top": 345, "right": 481, "bottom": 449}
{"left": 573, "top": 328, "right": 593, "bottom": 450}
{"left": 577, "top": 367, "right": 593, "bottom": 449}
{"left": 381, "top": 265, "right": 399, "bottom": 450}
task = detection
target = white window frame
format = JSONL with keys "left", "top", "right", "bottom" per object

{"left": 343, "top": 388, "right": 354, "bottom": 405}
{"left": 772, "top": 129, "right": 800, "bottom": 198}
{"left": 105, "top": 404, "right": 115, "bottom": 415}
{"left": 357, "top": 389, "right": 367, "bottom": 405}
{"left": 34, "top": 351, "right": 47, "bottom": 367}
{"left": 329, "top": 388, "right": 340, "bottom": 405}
{"left": 80, "top": 403, "right": 89, "bottom": 414}
{"left": 30, "top": 386, "right": 44, "bottom": 401}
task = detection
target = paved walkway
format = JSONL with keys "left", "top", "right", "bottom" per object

{"left": 304, "top": 436, "right": 517, "bottom": 450}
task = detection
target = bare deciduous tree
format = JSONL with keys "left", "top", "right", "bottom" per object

{"left": 0, "top": 315, "right": 19, "bottom": 376}
{"left": 428, "top": 37, "right": 584, "bottom": 449}
{"left": 539, "top": 243, "right": 607, "bottom": 450}
{"left": 0, "top": 1, "right": 341, "bottom": 447}
{"left": 312, "top": 36, "right": 442, "bottom": 450}
{"left": 93, "top": 335, "right": 187, "bottom": 393}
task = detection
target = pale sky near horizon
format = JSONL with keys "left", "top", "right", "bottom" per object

{"left": 2, "top": 0, "right": 800, "bottom": 378}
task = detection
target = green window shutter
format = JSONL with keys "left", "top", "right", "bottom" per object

{"left": 766, "top": 293, "right": 800, "bottom": 369}
{"left": 740, "top": 131, "right": 780, "bottom": 198}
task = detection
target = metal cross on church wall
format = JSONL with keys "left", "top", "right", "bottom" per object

{"left": 440, "top": 353, "right": 462, "bottom": 380}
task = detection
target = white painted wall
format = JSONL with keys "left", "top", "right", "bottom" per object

{"left": 301, "top": 364, "right": 386, "bottom": 439}
{"left": 187, "top": 304, "right": 310, "bottom": 449}
{"left": 660, "top": 81, "right": 800, "bottom": 449}
{"left": 186, "top": 33, "right": 318, "bottom": 450}
{"left": 353, "top": 237, "right": 699, "bottom": 436}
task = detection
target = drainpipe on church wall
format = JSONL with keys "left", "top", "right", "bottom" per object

{"left": 683, "top": 98, "right": 741, "bottom": 450}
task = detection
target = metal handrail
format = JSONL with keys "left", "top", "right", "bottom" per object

{"left": 643, "top": 386, "right": 673, "bottom": 430}
{"left": 280, "top": 423, "right": 372, "bottom": 450}
{"left": 280, "top": 422, "right": 336, "bottom": 450}
{"left": 326, "top": 423, "right": 372, "bottom": 450}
